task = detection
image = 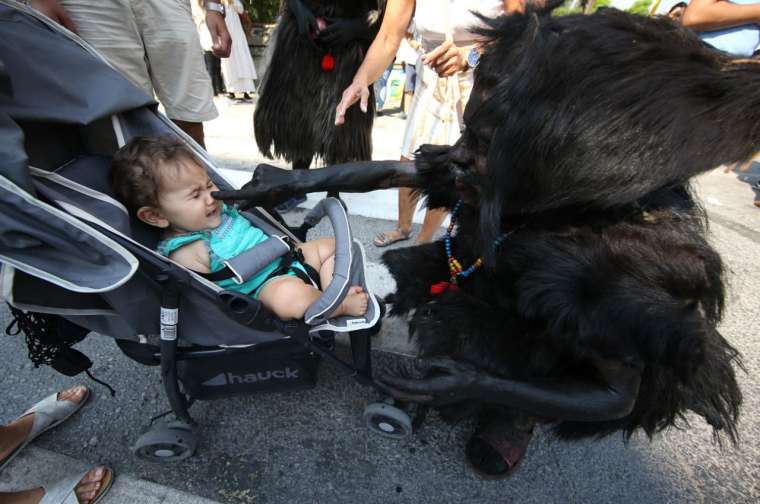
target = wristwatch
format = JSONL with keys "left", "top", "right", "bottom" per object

{"left": 467, "top": 47, "right": 480, "bottom": 70}
{"left": 467, "top": 47, "right": 481, "bottom": 70}
{"left": 206, "top": 1, "right": 226, "bottom": 17}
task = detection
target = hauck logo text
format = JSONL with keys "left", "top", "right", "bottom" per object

{"left": 202, "top": 368, "right": 300, "bottom": 387}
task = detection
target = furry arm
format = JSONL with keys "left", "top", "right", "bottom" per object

{"left": 212, "top": 160, "right": 420, "bottom": 208}
{"left": 380, "top": 356, "right": 642, "bottom": 422}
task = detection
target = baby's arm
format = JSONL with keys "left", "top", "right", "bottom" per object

{"left": 168, "top": 240, "right": 212, "bottom": 273}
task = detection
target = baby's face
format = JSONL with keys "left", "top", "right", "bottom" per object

{"left": 155, "top": 159, "right": 222, "bottom": 232}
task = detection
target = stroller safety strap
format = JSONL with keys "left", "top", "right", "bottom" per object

{"left": 219, "top": 235, "right": 291, "bottom": 285}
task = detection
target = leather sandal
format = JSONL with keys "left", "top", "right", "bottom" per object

{"left": 373, "top": 229, "right": 411, "bottom": 247}
{"left": 40, "top": 467, "right": 114, "bottom": 504}
{"left": 0, "top": 386, "right": 90, "bottom": 473}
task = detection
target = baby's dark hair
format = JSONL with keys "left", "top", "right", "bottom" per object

{"left": 111, "top": 136, "right": 199, "bottom": 215}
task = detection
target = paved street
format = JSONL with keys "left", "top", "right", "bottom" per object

{"left": 1, "top": 98, "right": 759, "bottom": 503}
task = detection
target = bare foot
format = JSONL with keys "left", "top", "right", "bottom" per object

{"left": 72, "top": 466, "right": 110, "bottom": 504}
{"left": 0, "top": 386, "right": 89, "bottom": 463}
{"left": 332, "top": 286, "right": 369, "bottom": 317}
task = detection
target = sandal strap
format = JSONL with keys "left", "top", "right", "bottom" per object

{"left": 40, "top": 470, "right": 88, "bottom": 504}
{"left": 374, "top": 229, "right": 411, "bottom": 246}
{"left": 18, "top": 390, "right": 88, "bottom": 440}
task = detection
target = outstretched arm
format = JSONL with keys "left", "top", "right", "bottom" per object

{"left": 334, "top": 0, "right": 415, "bottom": 125}
{"left": 682, "top": 0, "right": 760, "bottom": 31}
{"left": 212, "top": 160, "right": 420, "bottom": 208}
{"left": 380, "top": 356, "right": 642, "bottom": 422}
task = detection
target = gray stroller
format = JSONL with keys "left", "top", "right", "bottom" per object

{"left": 0, "top": 0, "right": 412, "bottom": 461}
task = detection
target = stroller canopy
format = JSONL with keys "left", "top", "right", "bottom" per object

{"left": 0, "top": 0, "right": 154, "bottom": 292}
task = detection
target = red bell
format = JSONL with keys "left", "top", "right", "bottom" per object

{"left": 321, "top": 53, "right": 335, "bottom": 72}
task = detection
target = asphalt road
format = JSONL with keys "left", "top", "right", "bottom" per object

{"left": 1, "top": 109, "right": 759, "bottom": 503}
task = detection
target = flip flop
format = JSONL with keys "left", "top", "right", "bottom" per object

{"left": 373, "top": 229, "right": 411, "bottom": 248}
{"left": 41, "top": 467, "right": 114, "bottom": 504}
{"left": 0, "top": 386, "right": 90, "bottom": 473}
{"left": 464, "top": 415, "right": 534, "bottom": 480}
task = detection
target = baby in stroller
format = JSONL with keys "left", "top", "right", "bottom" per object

{"left": 110, "top": 136, "right": 369, "bottom": 321}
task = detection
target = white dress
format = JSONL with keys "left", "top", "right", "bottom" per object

{"left": 401, "top": 0, "right": 503, "bottom": 157}
{"left": 220, "top": 0, "right": 258, "bottom": 93}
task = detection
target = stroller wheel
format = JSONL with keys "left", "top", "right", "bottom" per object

{"left": 133, "top": 421, "right": 197, "bottom": 462}
{"left": 364, "top": 403, "right": 413, "bottom": 439}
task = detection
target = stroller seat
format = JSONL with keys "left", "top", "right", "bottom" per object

{"left": 28, "top": 153, "right": 381, "bottom": 335}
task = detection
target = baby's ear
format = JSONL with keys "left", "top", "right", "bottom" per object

{"left": 136, "top": 206, "right": 169, "bottom": 228}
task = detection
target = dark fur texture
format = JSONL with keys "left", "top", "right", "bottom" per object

{"left": 254, "top": 0, "right": 378, "bottom": 164}
{"left": 470, "top": 7, "right": 760, "bottom": 258}
{"left": 383, "top": 6, "right": 746, "bottom": 444}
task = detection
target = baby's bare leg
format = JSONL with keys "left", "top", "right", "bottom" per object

{"left": 298, "top": 237, "right": 337, "bottom": 288}
{"left": 258, "top": 276, "right": 368, "bottom": 320}
{"left": 258, "top": 276, "right": 321, "bottom": 320}
{"left": 296, "top": 238, "right": 368, "bottom": 317}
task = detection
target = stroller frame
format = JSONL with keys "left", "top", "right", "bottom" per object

{"left": 134, "top": 262, "right": 378, "bottom": 461}
{"left": 0, "top": 0, "right": 412, "bottom": 462}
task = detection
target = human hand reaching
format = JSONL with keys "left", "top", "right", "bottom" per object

{"left": 30, "top": 0, "right": 77, "bottom": 32}
{"left": 335, "top": 79, "right": 369, "bottom": 126}
{"left": 422, "top": 40, "right": 469, "bottom": 77}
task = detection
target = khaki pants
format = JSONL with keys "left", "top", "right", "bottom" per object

{"left": 60, "top": 0, "right": 217, "bottom": 122}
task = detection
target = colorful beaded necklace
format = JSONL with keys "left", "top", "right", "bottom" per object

{"left": 430, "top": 200, "right": 514, "bottom": 295}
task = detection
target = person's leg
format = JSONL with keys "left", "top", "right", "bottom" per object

{"left": 298, "top": 237, "right": 337, "bottom": 288}
{"left": 0, "top": 386, "right": 86, "bottom": 462}
{"left": 258, "top": 277, "right": 321, "bottom": 320}
{"left": 374, "top": 64, "right": 393, "bottom": 112}
{"left": 58, "top": 0, "right": 152, "bottom": 97}
{"left": 397, "top": 186, "right": 417, "bottom": 238}
{"left": 139, "top": 0, "right": 217, "bottom": 149}
{"left": 402, "top": 63, "right": 417, "bottom": 116}
{"left": 258, "top": 276, "right": 367, "bottom": 320}
{"left": 415, "top": 207, "right": 448, "bottom": 244}
{"left": 0, "top": 488, "right": 43, "bottom": 504}
{"left": 376, "top": 186, "right": 447, "bottom": 245}
{"left": 203, "top": 51, "right": 225, "bottom": 96}
{"left": 373, "top": 157, "right": 415, "bottom": 247}
{"left": 0, "top": 385, "right": 109, "bottom": 503}
{"left": 172, "top": 120, "right": 206, "bottom": 148}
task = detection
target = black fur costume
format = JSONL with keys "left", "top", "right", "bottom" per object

{"left": 254, "top": 0, "right": 380, "bottom": 165}
{"left": 219, "top": 4, "right": 748, "bottom": 468}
